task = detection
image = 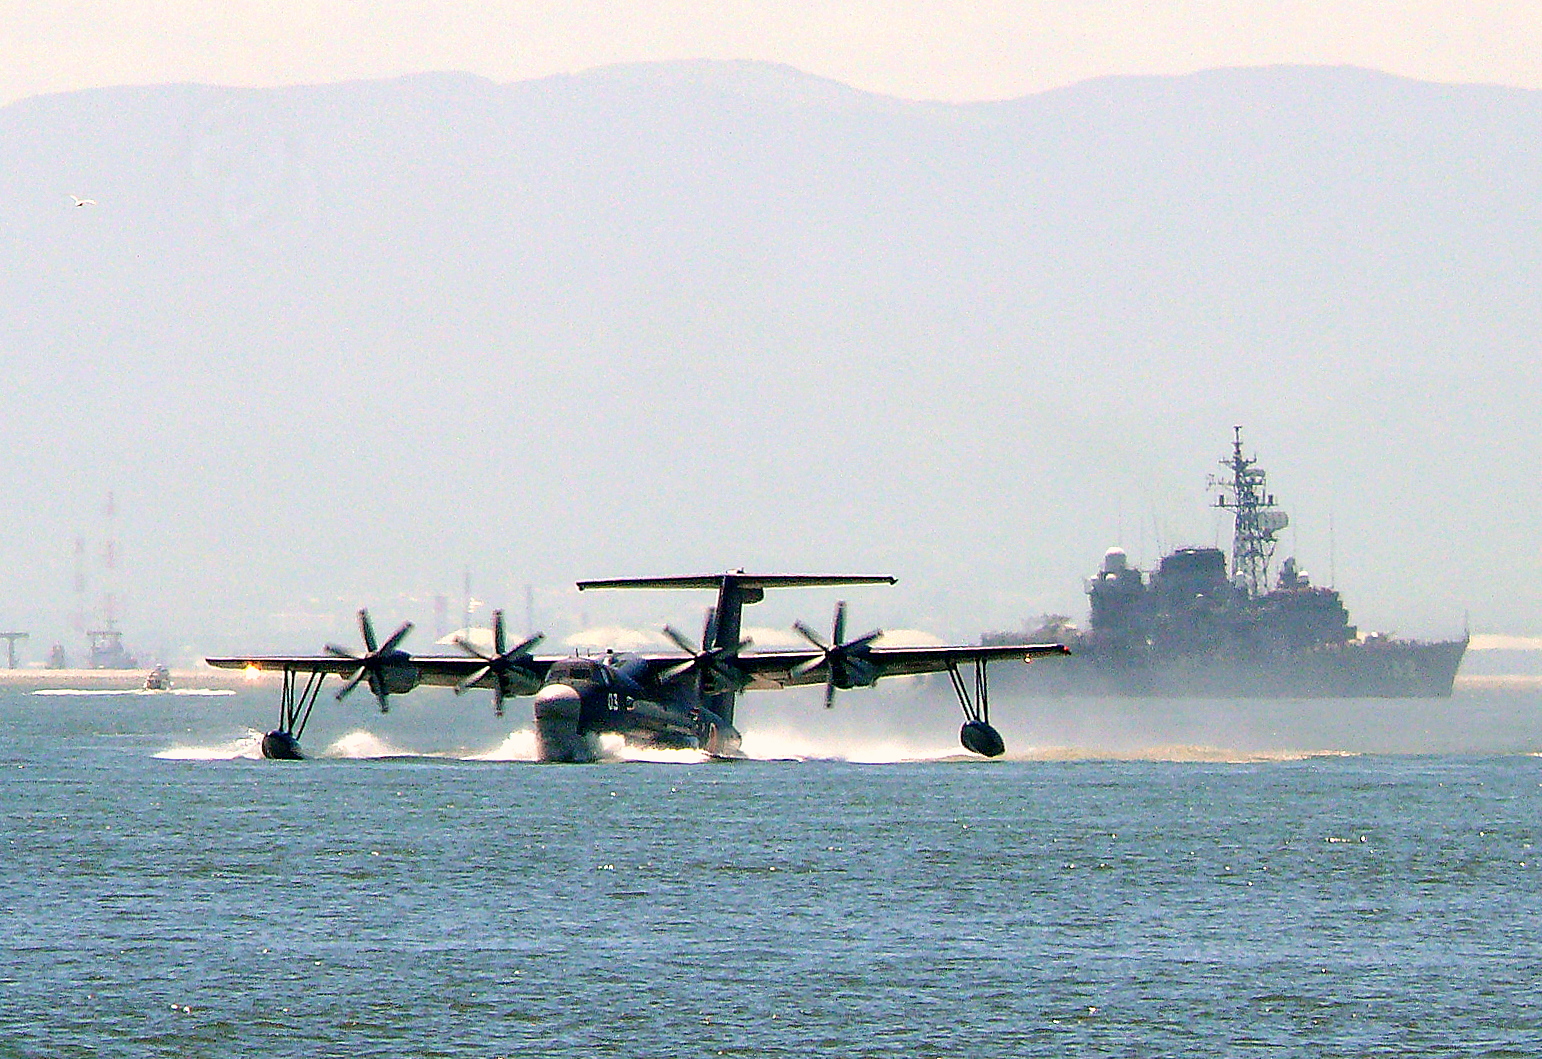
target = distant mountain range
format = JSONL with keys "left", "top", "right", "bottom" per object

{"left": 1, "top": 61, "right": 1537, "bottom": 655}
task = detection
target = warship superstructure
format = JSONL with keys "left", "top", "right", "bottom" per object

{"left": 995, "top": 429, "right": 1467, "bottom": 697}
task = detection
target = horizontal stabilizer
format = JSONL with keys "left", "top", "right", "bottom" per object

{"left": 578, "top": 572, "right": 896, "bottom": 592}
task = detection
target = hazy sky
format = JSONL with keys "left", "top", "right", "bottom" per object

{"left": 3, "top": 1, "right": 1539, "bottom": 105}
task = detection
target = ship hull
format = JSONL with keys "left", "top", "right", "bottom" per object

{"left": 1007, "top": 639, "right": 1467, "bottom": 698}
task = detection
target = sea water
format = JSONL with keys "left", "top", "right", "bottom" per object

{"left": 2, "top": 684, "right": 1541, "bottom": 1057}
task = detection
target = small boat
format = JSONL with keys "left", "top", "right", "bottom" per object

{"left": 143, "top": 665, "right": 172, "bottom": 691}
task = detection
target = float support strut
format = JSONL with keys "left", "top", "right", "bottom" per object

{"left": 946, "top": 658, "right": 991, "bottom": 725}
{"left": 280, "top": 667, "right": 327, "bottom": 739}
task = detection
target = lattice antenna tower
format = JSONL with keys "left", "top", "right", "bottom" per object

{"left": 1212, "top": 426, "right": 1289, "bottom": 597}
{"left": 100, "top": 490, "right": 121, "bottom": 632}
{"left": 71, "top": 537, "right": 88, "bottom": 632}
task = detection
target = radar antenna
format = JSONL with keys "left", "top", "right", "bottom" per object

{"left": 1212, "top": 426, "right": 1289, "bottom": 597}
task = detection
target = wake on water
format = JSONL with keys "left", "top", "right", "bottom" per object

{"left": 154, "top": 731, "right": 268, "bottom": 760}
{"left": 154, "top": 729, "right": 525, "bottom": 763}
{"left": 154, "top": 727, "right": 952, "bottom": 764}
{"left": 153, "top": 725, "right": 1353, "bottom": 764}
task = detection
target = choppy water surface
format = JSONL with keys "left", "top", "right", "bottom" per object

{"left": 3, "top": 688, "right": 1541, "bottom": 1057}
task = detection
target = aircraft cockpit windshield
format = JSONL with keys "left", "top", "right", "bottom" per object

{"left": 551, "top": 660, "right": 597, "bottom": 683}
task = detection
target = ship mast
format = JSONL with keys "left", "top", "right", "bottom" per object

{"left": 1212, "top": 426, "right": 1289, "bottom": 597}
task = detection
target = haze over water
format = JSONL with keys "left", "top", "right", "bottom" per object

{"left": 5, "top": 684, "right": 1541, "bottom": 1055}
{"left": 5, "top": 61, "right": 1538, "bottom": 651}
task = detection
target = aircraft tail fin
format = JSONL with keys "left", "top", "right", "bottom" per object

{"left": 577, "top": 573, "right": 897, "bottom": 729}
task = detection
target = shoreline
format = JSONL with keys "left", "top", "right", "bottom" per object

{"left": 0, "top": 667, "right": 273, "bottom": 690}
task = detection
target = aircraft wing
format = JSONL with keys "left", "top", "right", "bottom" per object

{"left": 205, "top": 642, "right": 1067, "bottom": 693}
{"left": 730, "top": 642, "right": 1070, "bottom": 690}
{"left": 205, "top": 656, "right": 365, "bottom": 676}
{"left": 203, "top": 654, "right": 561, "bottom": 688}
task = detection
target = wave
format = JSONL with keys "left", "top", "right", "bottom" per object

{"left": 160, "top": 729, "right": 492, "bottom": 761}
{"left": 469, "top": 730, "right": 709, "bottom": 763}
{"left": 155, "top": 731, "right": 266, "bottom": 760}
{"left": 321, "top": 729, "right": 545, "bottom": 761}
{"left": 1010, "top": 744, "right": 1360, "bottom": 763}
{"left": 738, "top": 728, "right": 968, "bottom": 763}
{"left": 466, "top": 729, "right": 541, "bottom": 761}
{"left": 602, "top": 734, "right": 711, "bottom": 764}
{"left": 321, "top": 730, "right": 422, "bottom": 759}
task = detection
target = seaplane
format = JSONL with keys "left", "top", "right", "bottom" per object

{"left": 206, "top": 572, "right": 1069, "bottom": 761}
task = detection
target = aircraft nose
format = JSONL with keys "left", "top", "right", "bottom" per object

{"left": 533, "top": 682, "right": 581, "bottom": 716}
{"left": 532, "top": 682, "right": 592, "bottom": 763}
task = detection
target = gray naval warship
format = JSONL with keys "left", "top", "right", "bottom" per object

{"left": 993, "top": 429, "right": 1467, "bottom": 697}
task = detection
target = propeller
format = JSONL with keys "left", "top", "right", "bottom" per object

{"left": 659, "top": 607, "right": 752, "bottom": 695}
{"left": 597, "top": 651, "right": 649, "bottom": 698}
{"left": 325, "top": 609, "right": 414, "bottom": 713}
{"left": 792, "top": 600, "right": 882, "bottom": 709}
{"left": 452, "top": 609, "right": 544, "bottom": 718}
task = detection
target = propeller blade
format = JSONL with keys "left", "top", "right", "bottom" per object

{"left": 793, "top": 620, "right": 828, "bottom": 651}
{"left": 662, "top": 625, "right": 698, "bottom": 655}
{"left": 325, "top": 643, "right": 360, "bottom": 660}
{"left": 832, "top": 601, "right": 846, "bottom": 645}
{"left": 509, "top": 664, "right": 542, "bottom": 689}
{"left": 358, "top": 610, "right": 378, "bottom": 653}
{"left": 506, "top": 632, "right": 544, "bottom": 658}
{"left": 378, "top": 621, "right": 413, "bottom": 655}
{"left": 453, "top": 635, "right": 492, "bottom": 662}
{"left": 700, "top": 607, "right": 719, "bottom": 650}
{"left": 599, "top": 659, "right": 647, "bottom": 697}
{"left": 792, "top": 655, "right": 825, "bottom": 680}
{"left": 846, "top": 630, "right": 883, "bottom": 652}
{"left": 847, "top": 657, "right": 878, "bottom": 687}
{"left": 492, "top": 610, "right": 506, "bottom": 656}
{"left": 659, "top": 659, "right": 698, "bottom": 684}
{"left": 707, "top": 661, "right": 747, "bottom": 694}
{"left": 823, "top": 678, "right": 837, "bottom": 710}
{"left": 492, "top": 682, "right": 505, "bottom": 718}
{"left": 336, "top": 667, "right": 367, "bottom": 701}
{"left": 455, "top": 664, "right": 493, "bottom": 695}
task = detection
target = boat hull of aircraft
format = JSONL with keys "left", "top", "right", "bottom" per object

{"left": 530, "top": 657, "right": 742, "bottom": 762}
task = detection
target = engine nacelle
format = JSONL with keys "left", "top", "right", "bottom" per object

{"left": 960, "top": 720, "right": 1005, "bottom": 758}
{"left": 380, "top": 662, "right": 421, "bottom": 695}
